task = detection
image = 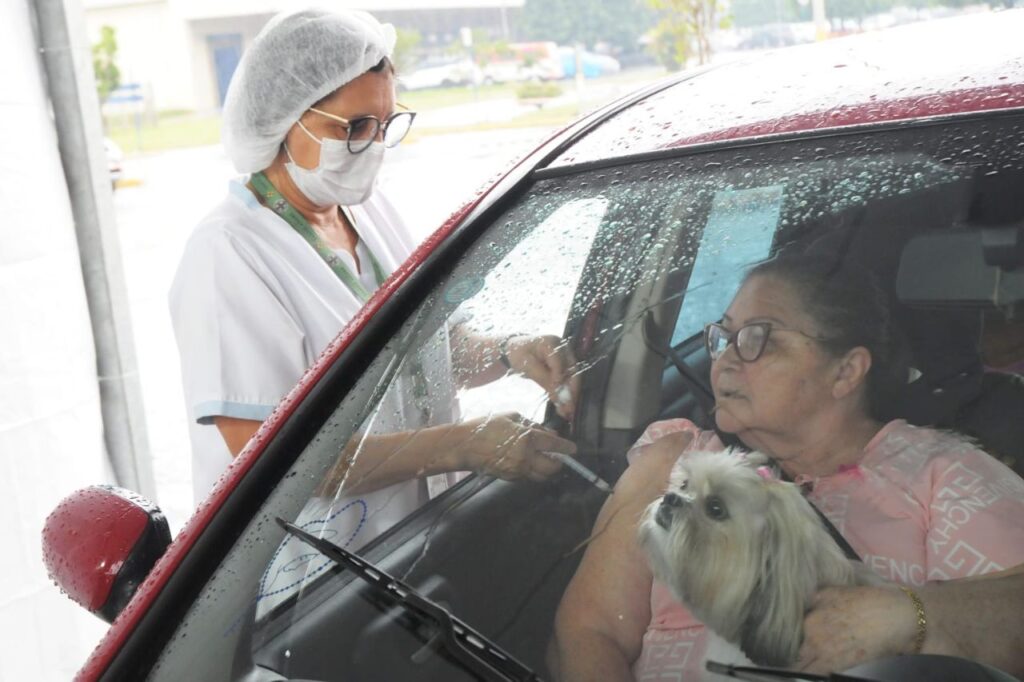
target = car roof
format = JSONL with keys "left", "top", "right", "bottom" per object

{"left": 553, "top": 10, "right": 1024, "bottom": 167}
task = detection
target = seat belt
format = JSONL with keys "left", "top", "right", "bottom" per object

{"left": 806, "top": 499, "right": 862, "bottom": 562}
{"left": 774, "top": 466, "right": 862, "bottom": 562}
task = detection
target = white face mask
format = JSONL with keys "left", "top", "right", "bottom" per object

{"left": 284, "top": 120, "right": 384, "bottom": 207}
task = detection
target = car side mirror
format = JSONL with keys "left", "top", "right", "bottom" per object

{"left": 42, "top": 485, "right": 171, "bottom": 623}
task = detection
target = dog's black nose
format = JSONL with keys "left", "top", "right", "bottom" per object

{"left": 655, "top": 493, "right": 685, "bottom": 529}
{"left": 662, "top": 492, "right": 684, "bottom": 508}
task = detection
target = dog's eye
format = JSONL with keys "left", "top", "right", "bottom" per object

{"left": 704, "top": 495, "right": 729, "bottom": 521}
{"left": 678, "top": 478, "right": 688, "bottom": 490}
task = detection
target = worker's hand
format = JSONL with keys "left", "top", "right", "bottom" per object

{"left": 453, "top": 413, "right": 576, "bottom": 482}
{"left": 504, "top": 335, "right": 580, "bottom": 420}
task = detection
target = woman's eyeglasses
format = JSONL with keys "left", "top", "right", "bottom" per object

{"left": 704, "top": 322, "right": 824, "bottom": 363}
{"left": 308, "top": 107, "right": 417, "bottom": 154}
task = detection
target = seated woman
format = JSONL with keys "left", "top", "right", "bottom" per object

{"left": 550, "top": 254, "right": 1024, "bottom": 681}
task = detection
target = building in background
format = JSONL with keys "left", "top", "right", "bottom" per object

{"left": 83, "top": 0, "right": 524, "bottom": 114}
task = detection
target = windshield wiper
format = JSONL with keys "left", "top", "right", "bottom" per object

{"left": 276, "top": 518, "right": 542, "bottom": 682}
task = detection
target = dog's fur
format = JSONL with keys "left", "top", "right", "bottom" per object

{"left": 638, "top": 450, "right": 876, "bottom": 668}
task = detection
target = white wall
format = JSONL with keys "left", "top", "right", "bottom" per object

{"left": 85, "top": 0, "right": 196, "bottom": 111}
{"left": 0, "top": 1, "right": 116, "bottom": 679}
{"left": 187, "top": 14, "right": 274, "bottom": 112}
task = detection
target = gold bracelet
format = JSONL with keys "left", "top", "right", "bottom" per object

{"left": 898, "top": 585, "right": 927, "bottom": 654}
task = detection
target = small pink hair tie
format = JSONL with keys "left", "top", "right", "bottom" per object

{"left": 837, "top": 463, "right": 864, "bottom": 480}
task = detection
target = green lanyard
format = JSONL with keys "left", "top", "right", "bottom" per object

{"left": 250, "top": 171, "right": 387, "bottom": 302}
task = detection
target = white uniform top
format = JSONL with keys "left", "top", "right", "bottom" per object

{"left": 171, "top": 180, "right": 468, "bottom": 617}
{"left": 169, "top": 179, "right": 459, "bottom": 505}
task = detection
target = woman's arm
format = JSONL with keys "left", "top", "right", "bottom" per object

{"left": 215, "top": 413, "right": 577, "bottom": 496}
{"left": 320, "top": 413, "right": 575, "bottom": 495}
{"left": 448, "top": 327, "right": 509, "bottom": 389}
{"left": 800, "top": 433, "right": 1024, "bottom": 677}
{"left": 549, "top": 431, "right": 691, "bottom": 682}
{"left": 799, "top": 564, "right": 1024, "bottom": 676}
{"left": 449, "top": 327, "right": 579, "bottom": 419}
{"left": 215, "top": 416, "right": 262, "bottom": 457}
{"left": 920, "top": 563, "right": 1024, "bottom": 673}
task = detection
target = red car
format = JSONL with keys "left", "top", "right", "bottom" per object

{"left": 45, "top": 11, "right": 1024, "bottom": 681}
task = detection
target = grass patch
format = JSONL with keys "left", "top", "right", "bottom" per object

{"left": 408, "top": 103, "right": 579, "bottom": 140}
{"left": 398, "top": 67, "right": 669, "bottom": 111}
{"left": 399, "top": 81, "right": 520, "bottom": 110}
{"left": 106, "top": 102, "right": 575, "bottom": 155}
{"left": 103, "top": 84, "right": 523, "bottom": 155}
{"left": 106, "top": 113, "right": 221, "bottom": 155}
{"left": 102, "top": 69, "right": 669, "bottom": 156}
{"left": 515, "top": 81, "right": 564, "bottom": 99}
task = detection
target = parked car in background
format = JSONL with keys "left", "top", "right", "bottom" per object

{"left": 557, "top": 46, "right": 621, "bottom": 79}
{"left": 480, "top": 60, "right": 546, "bottom": 85}
{"left": 45, "top": 11, "right": 1024, "bottom": 681}
{"left": 399, "top": 56, "right": 482, "bottom": 90}
{"left": 481, "top": 42, "right": 564, "bottom": 84}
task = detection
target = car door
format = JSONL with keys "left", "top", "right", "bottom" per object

{"left": 129, "top": 110, "right": 1024, "bottom": 682}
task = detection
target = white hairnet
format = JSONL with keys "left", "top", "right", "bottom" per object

{"left": 222, "top": 8, "right": 397, "bottom": 173}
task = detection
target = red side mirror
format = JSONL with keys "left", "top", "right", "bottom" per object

{"left": 42, "top": 485, "right": 171, "bottom": 623}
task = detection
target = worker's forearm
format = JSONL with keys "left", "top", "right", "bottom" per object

{"left": 318, "top": 422, "right": 471, "bottom": 496}
{"left": 450, "top": 328, "right": 509, "bottom": 388}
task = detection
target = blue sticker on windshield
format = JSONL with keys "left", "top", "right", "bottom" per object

{"left": 256, "top": 499, "right": 368, "bottom": 604}
{"left": 444, "top": 276, "right": 485, "bottom": 304}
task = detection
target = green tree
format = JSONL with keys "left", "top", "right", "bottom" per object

{"left": 731, "top": 0, "right": 809, "bottom": 28}
{"left": 392, "top": 27, "right": 422, "bottom": 74}
{"left": 645, "top": 0, "right": 728, "bottom": 71}
{"left": 826, "top": 0, "right": 991, "bottom": 26}
{"left": 442, "top": 29, "right": 513, "bottom": 65}
{"left": 520, "top": 0, "right": 655, "bottom": 54}
{"left": 826, "top": 0, "right": 889, "bottom": 26}
{"left": 92, "top": 25, "right": 120, "bottom": 103}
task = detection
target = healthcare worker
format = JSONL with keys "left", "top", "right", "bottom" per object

{"left": 169, "top": 8, "right": 578, "bottom": 519}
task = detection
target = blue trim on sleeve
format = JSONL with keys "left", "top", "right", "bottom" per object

{"left": 194, "top": 400, "right": 276, "bottom": 425}
{"left": 229, "top": 178, "right": 260, "bottom": 209}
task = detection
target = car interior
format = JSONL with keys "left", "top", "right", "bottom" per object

{"left": 147, "top": 113, "right": 1024, "bottom": 682}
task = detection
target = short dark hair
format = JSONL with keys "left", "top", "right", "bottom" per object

{"left": 369, "top": 57, "right": 394, "bottom": 74}
{"left": 745, "top": 255, "right": 910, "bottom": 420}
{"left": 310, "top": 57, "right": 395, "bottom": 109}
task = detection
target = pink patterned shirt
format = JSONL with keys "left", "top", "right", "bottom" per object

{"left": 629, "top": 419, "right": 1024, "bottom": 681}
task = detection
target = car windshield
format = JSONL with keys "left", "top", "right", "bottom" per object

{"left": 147, "top": 113, "right": 1024, "bottom": 681}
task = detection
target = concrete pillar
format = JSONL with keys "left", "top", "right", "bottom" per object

{"left": 35, "top": 0, "right": 155, "bottom": 499}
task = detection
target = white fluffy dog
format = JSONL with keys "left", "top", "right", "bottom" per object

{"left": 638, "top": 450, "right": 876, "bottom": 673}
